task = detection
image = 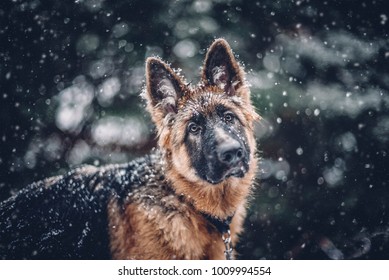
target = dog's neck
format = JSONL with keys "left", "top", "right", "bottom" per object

{"left": 200, "top": 211, "right": 234, "bottom": 234}
{"left": 164, "top": 167, "right": 251, "bottom": 220}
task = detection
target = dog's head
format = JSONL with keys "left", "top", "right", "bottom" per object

{"left": 144, "top": 39, "right": 259, "bottom": 187}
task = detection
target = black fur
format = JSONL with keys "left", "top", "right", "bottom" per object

{"left": 0, "top": 152, "right": 165, "bottom": 259}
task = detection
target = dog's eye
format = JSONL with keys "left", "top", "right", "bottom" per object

{"left": 188, "top": 122, "right": 201, "bottom": 134}
{"left": 223, "top": 112, "right": 235, "bottom": 123}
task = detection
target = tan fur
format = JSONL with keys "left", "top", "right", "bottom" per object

{"left": 108, "top": 39, "right": 259, "bottom": 259}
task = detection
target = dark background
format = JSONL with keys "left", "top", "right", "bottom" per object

{"left": 1, "top": 0, "right": 388, "bottom": 259}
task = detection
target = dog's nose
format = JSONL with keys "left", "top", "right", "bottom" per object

{"left": 218, "top": 141, "right": 243, "bottom": 166}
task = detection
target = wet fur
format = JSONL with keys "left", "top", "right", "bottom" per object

{"left": 0, "top": 39, "right": 259, "bottom": 259}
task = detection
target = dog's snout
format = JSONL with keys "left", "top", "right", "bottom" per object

{"left": 218, "top": 141, "right": 244, "bottom": 166}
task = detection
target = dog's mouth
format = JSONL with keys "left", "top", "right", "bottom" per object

{"left": 205, "top": 162, "right": 248, "bottom": 185}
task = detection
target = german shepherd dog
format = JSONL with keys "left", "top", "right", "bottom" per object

{"left": 0, "top": 39, "right": 259, "bottom": 260}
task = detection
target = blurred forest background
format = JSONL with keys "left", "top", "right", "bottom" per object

{"left": 1, "top": 0, "right": 388, "bottom": 259}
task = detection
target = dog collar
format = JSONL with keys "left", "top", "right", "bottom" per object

{"left": 201, "top": 212, "right": 235, "bottom": 260}
{"left": 201, "top": 213, "right": 234, "bottom": 234}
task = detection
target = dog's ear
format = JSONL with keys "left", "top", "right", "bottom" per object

{"left": 202, "top": 39, "right": 245, "bottom": 96}
{"left": 145, "top": 57, "right": 184, "bottom": 118}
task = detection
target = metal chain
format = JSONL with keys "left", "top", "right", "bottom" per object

{"left": 222, "top": 229, "right": 234, "bottom": 260}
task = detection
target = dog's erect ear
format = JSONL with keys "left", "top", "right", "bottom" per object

{"left": 202, "top": 39, "right": 245, "bottom": 96}
{"left": 145, "top": 57, "right": 184, "bottom": 117}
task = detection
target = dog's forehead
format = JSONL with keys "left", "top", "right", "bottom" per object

{"left": 179, "top": 91, "right": 231, "bottom": 117}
